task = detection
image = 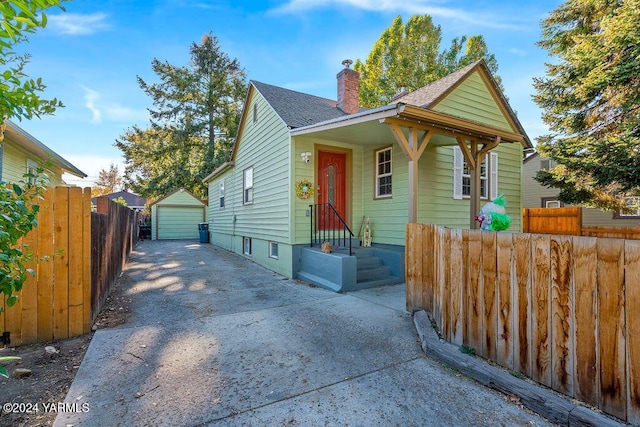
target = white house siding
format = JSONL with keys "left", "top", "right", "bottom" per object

{"left": 523, "top": 154, "right": 640, "bottom": 227}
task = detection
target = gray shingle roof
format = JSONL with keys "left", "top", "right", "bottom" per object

{"left": 251, "top": 80, "right": 364, "bottom": 128}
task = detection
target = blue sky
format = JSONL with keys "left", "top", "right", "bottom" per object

{"left": 14, "top": 0, "right": 561, "bottom": 187}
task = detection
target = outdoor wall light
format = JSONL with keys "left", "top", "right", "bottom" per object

{"left": 301, "top": 152, "right": 312, "bottom": 163}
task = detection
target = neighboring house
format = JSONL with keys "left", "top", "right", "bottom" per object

{"left": 150, "top": 188, "right": 207, "bottom": 240}
{"left": 204, "top": 59, "right": 532, "bottom": 291}
{"left": 91, "top": 190, "right": 147, "bottom": 212}
{"left": 523, "top": 152, "right": 640, "bottom": 226}
{"left": 1, "top": 120, "right": 86, "bottom": 185}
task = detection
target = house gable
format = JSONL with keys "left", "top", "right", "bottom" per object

{"left": 431, "top": 70, "right": 516, "bottom": 134}
{"left": 2, "top": 120, "right": 86, "bottom": 184}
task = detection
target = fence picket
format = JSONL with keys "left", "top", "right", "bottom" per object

{"left": 36, "top": 188, "right": 54, "bottom": 342}
{"left": 550, "top": 236, "right": 574, "bottom": 396}
{"left": 20, "top": 228, "right": 38, "bottom": 343}
{"left": 531, "top": 234, "right": 552, "bottom": 387}
{"left": 625, "top": 240, "right": 640, "bottom": 425}
{"left": 573, "top": 237, "right": 599, "bottom": 406}
{"left": 467, "top": 230, "right": 483, "bottom": 353}
{"left": 513, "top": 233, "right": 532, "bottom": 377}
{"left": 482, "top": 231, "right": 497, "bottom": 361}
{"left": 496, "top": 232, "right": 513, "bottom": 369}
{"left": 449, "top": 228, "right": 463, "bottom": 345}
{"left": 597, "top": 238, "right": 627, "bottom": 420}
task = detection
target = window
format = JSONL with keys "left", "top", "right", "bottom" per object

{"left": 219, "top": 180, "right": 225, "bottom": 208}
{"left": 243, "top": 237, "right": 252, "bottom": 255}
{"left": 453, "top": 147, "right": 497, "bottom": 200}
{"left": 542, "top": 197, "right": 562, "bottom": 208}
{"left": 243, "top": 167, "right": 253, "bottom": 204}
{"left": 616, "top": 196, "right": 640, "bottom": 218}
{"left": 26, "top": 159, "right": 38, "bottom": 185}
{"left": 540, "top": 158, "right": 555, "bottom": 171}
{"left": 269, "top": 241, "right": 278, "bottom": 259}
{"left": 253, "top": 103, "right": 258, "bottom": 123}
{"left": 375, "top": 147, "right": 392, "bottom": 198}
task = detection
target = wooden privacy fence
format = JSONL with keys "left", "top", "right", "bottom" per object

{"left": 406, "top": 223, "right": 640, "bottom": 425}
{"left": 0, "top": 188, "right": 139, "bottom": 346}
{"left": 0, "top": 187, "right": 92, "bottom": 345}
{"left": 523, "top": 207, "right": 640, "bottom": 239}
{"left": 91, "top": 197, "right": 140, "bottom": 321}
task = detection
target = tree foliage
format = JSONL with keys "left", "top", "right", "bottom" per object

{"left": 354, "top": 15, "right": 500, "bottom": 107}
{"left": 0, "top": 171, "right": 47, "bottom": 313}
{"left": 0, "top": 0, "right": 65, "bottom": 122}
{"left": 92, "top": 163, "right": 124, "bottom": 197}
{"left": 116, "top": 33, "right": 247, "bottom": 200}
{"left": 0, "top": 1, "right": 64, "bottom": 324}
{"left": 533, "top": 0, "right": 640, "bottom": 211}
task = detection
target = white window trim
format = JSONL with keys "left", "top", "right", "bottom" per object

{"left": 619, "top": 196, "right": 640, "bottom": 217}
{"left": 26, "top": 158, "right": 38, "bottom": 185}
{"left": 269, "top": 241, "right": 278, "bottom": 259}
{"left": 243, "top": 236, "right": 252, "bottom": 255}
{"left": 545, "top": 200, "right": 561, "bottom": 208}
{"left": 243, "top": 167, "right": 254, "bottom": 205}
{"left": 453, "top": 147, "right": 498, "bottom": 200}
{"left": 375, "top": 146, "right": 393, "bottom": 198}
{"left": 219, "top": 180, "right": 225, "bottom": 209}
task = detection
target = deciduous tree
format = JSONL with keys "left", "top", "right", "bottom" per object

{"left": 116, "top": 33, "right": 247, "bottom": 200}
{"left": 92, "top": 163, "right": 124, "bottom": 196}
{"left": 354, "top": 15, "right": 500, "bottom": 107}
{"left": 533, "top": 0, "right": 640, "bottom": 211}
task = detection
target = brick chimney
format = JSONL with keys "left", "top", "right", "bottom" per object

{"left": 337, "top": 59, "right": 359, "bottom": 114}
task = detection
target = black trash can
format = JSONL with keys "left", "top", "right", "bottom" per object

{"left": 198, "top": 223, "right": 209, "bottom": 243}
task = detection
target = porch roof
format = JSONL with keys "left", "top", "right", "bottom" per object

{"left": 290, "top": 103, "right": 531, "bottom": 149}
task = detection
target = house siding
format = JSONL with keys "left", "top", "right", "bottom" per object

{"left": 432, "top": 73, "right": 515, "bottom": 132}
{"left": 206, "top": 90, "right": 294, "bottom": 277}
{"left": 359, "top": 139, "right": 523, "bottom": 246}
{"left": 2, "top": 140, "right": 65, "bottom": 185}
{"left": 523, "top": 155, "right": 640, "bottom": 227}
{"left": 292, "top": 136, "right": 364, "bottom": 245}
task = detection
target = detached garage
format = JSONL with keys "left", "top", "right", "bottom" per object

{"left": 150, "top": 188, "right": 207, "bottom": 240}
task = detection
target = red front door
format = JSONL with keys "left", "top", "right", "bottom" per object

{"left": 317, "top": 150, "right": 347, "bottom": 229}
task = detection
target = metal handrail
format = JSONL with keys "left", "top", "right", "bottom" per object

{"left": 309, "top": 203, "right": 354, "bottom": 255}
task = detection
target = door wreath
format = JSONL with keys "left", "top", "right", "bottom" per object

{"left": 296, "top": 180, "right": 314, "bottom": 199}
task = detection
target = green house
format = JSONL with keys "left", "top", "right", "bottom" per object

{"left": 1, "top": 120, "right": 86, "bottom": 185}
{"left": 204, "top": 60, "right": 533, "bottom": 292}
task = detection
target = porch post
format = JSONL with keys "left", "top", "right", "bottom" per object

{"left": 408, "top": 128, "right": 420, "bottom": 223}
{"left": 385, "top": 122, "right": 432, "bottom": 224}
{"left": 469, "top": 141, "right": 481, "bottom": 229}
{"left": 457, "top": 137, "right": 501, "bottom": 229}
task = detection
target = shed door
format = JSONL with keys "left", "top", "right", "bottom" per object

{"left": 157, "top": 206, "right": 204, "bottom": 239}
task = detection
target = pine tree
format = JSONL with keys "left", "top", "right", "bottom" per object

{"left": 533, "top": 0, "right": 640, "bottom": 211}
{"left": 116, "top": 33, "right": 247, "bottom": 200}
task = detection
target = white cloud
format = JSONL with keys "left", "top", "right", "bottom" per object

{"left": 48, "top": 13, "right": 109, "bottom": 35}
{"left": 61, "top": 154, "right": 126, "bottom": 188}
{"left": 82, "top": 86, "right": 102, "bottom": 124}
{"left": 271, "top": 0, "right": 524, "bottom": 29}
{"left": 509, "top": 47, "right": 528, "bottom": 57}
{"left": 81, "top": 86, "right": 148, "bottom": 125}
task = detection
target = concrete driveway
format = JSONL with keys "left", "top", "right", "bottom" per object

{"left": 55, "top": 240, "right": 553, "bottom": 426}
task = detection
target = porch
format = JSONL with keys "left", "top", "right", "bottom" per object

{"left": 295, "top": 244, "right": 404, "bottom": 293}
